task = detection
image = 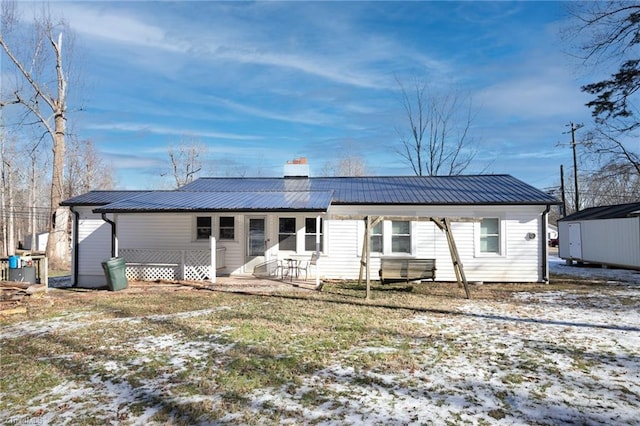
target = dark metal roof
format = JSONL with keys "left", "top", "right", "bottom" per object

{"left": 60, "top": 191, "right": 151, "bottom": 206}
{"left": 62, "top": 175, "right": 559, "bottom": 213}
{"left": 92, "top": 190, "right": 334, "bottom": 213}
{"left": 559, "top": 202, "right": 640, "bottom": 221}
{"left": 179, "top": 175, "right": 559, "bottom": 205}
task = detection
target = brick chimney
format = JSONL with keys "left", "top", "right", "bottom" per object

{"left": 283, "top": 157, "right": 309, "bottom": 177}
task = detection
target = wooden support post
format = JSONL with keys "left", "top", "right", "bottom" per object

{"left": 365, "top": 215, "right": 371, "bottom": 300}
{"left": 357, "top": 254, "right": 364, "bottom": 286}
{"left": 210, "top": 236, "right": 217, "bottom": 284}
{"left": 315, "top": 215, "right": 321, "bottom": 290}
{"left": 444, "top": 218, "right": 471, "bottom": 299}
{"left": 358, "top": 219, "right": 367, "bottom": 286}
{"left": 42, "top": 256, "right": 48, "bottom": 291}
{"left": 432, "top": 217, "right": 471, "bottom": 299}
{"left": 359, "top": 216, "right": 383, "bottom": 299}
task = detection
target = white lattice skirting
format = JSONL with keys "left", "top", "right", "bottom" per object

{"left": 119, "top": 248, "right": 223, "bottom": 282}
{"left": 126, "top": 263, "right": 179, "bottom": 281}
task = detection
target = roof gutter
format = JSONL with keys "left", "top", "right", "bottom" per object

{"left": 93, "top": 208, "right": 330, "bottom": 214}
{"left": 70, "top": 206, "right": 80, "bottom": 288}
{"left": 541, "top": 204, "right": 551, "bottom": 283}
{"left": 101, "top": 213, "right": 117, "bottom": 258}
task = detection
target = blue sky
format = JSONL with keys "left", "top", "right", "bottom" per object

{"left": 11, "top": 1, "right": 594, "bottom": 190}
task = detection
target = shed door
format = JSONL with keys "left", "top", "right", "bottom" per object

{"left": 568, "top": 223, "right": 582, "bottom": 259}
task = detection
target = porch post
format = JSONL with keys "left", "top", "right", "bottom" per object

{"left": 365, "top": 216, "right": 371, "bottom": 300}
{"left": 315, "top": 215, "right": 321, "bottom": 287}
{"left": 210, "top": 236, "right": 217, "bottom": 284}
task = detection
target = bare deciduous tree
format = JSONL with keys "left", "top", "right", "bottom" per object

{"left": 395, "top": 78, "right": 478, "bottom": 176}
{"left": 0, "top": 133, "right": 16, "bottom": 257}
{"left": 321, "top": 155, "right": 369, "bottom": 177}
{"left": 65, "top": 137, "right": 116, "bottom": 197}
{"left": 563, "top": 2, "right": 640, "bottom": 194}
{"left": 583, "top": 126, "right": 640, "bottom": 176}
{"left": 0, "top": 2, "right": 72, "bottom": 267}
{"left": 581, "top": 161, "right": 640, "bottom": 207}
{"left": 168, "top": 137, "right": 207, "bottom": 188}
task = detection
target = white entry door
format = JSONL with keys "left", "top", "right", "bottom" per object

{"left": 245, "top": 217, "right": 266, "bottom": 273}
{"left": 568, "top": 223, "right": 582, "bottom": 260}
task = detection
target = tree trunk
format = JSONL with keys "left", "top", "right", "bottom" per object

{"left": 45, "top": 111, "right": 69, "bottom": 269}
{"left": 6, "top": 160, "right": 15, "bottom": 256}
{"left": 1, "top": 15, "right": 76, "bottom": 268}
{"left": 30, "top": 154, "right": 37, "bottom": 251}
{"left": 0, "top": 134, "right": 7, "bottom": 258}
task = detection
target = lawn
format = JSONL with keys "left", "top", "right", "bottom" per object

{"left": 1, "top": 276, "right": 639, "bottom": 425}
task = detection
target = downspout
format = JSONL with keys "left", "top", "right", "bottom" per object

{"left": 70, "top": 206, "right": 80, "bottom": 288}
{"left": 541, "top": 205, "right": 551, "bottom": 283}
{"left": 101, "top": 213, "right": 116, "bottom": 258}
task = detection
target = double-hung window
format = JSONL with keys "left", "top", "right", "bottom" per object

{"left": 391, "top": 221, "right": 411, "bottom": 253}
{"left": 305, "top": 218, "right": 323, "bottom": 252}
{"left": 480, "top": 218, "right": 500, "bottom": 254}
{"left": 279, "top": 218, "right": 297, "bottom": 251}
{"left": 196, "top": 216, "right": 212, "bottom": 240}
{"left": 367, "top": 220, "right": 412, "bottom": 255}
{"left": 369, "top": 222, "right": 383, "bottom": 253}
{"left": 219, "top": 216, "right": 235, "bottom": 240}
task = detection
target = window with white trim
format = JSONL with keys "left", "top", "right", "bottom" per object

{"left": 480, "top": 218, "right": 500, "bottom": 253}
{"left": 279, "top": 217, "right": 296, "bottom": 251}
{"left": 219, "top": 216, "right": 235, "bottom": 240}
{"left": 391, "top": 220, "right": 411, "bottom": 253}
{"left": 304, "top": 217, "right": 323, "bottom": 252}
{"left": 196, "top": 216, "right": 212, "bottom": 240}
{"left": 369, "top": 222, "right": 383, "bottom": 253}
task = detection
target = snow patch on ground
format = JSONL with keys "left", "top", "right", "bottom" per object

{"left": 0, "top": 307, "right": 230, "bottom": 340}
{"left": 3, "top": 258, "right": 640, "bottom": 424}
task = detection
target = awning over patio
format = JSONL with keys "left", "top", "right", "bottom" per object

{"left": 92, "top": 190, "right": 334, "bottom": 213}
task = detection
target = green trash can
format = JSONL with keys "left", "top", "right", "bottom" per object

{"left": 101, "top": 257, "right": 128, "bottom": 291}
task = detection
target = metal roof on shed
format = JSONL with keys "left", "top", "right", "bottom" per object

{"left": 559, "top": 202, "right": 640, "bottom": 221}
{"left": 92, "top": 190, "right": 334, "bottom": 213}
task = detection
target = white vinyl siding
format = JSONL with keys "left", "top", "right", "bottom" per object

{"left": 74, "top": 207, "right": 112, "bottom": 287}
{"left": 118, "top": 214, "right": 193, "bottom": 248}
{"left": 559, "top": 217, "right": 640, "bottom": 269}
{"left": 72, "top": 206, "right": 545, "bottom": 283}
{"left": 327, "top": 204, "right": 545, "bottom": 283}
{"left": 116, "top": 213, "right": 244, "bottom": 275}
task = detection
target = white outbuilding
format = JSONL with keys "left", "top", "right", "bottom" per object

{"left": 558, "top": 201, "right": 640, "bottom": 270}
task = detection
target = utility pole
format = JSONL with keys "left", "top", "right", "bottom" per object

{"left": 565, "top": 122, "right": 583, "bottom": 212}
{"left": 560, "top": 164, "right": 566, "bottom": 217}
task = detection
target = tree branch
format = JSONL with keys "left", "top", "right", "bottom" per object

{"left": 0, "top": 33, "right": 56, "bottom": 112}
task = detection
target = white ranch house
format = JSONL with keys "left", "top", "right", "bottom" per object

{"left": 61, "top": 172, "right": 559, "bottom": 288}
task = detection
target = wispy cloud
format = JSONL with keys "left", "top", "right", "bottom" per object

{"left": 87, "top": 122, "right": 263, "bottom": 141}
{"left": 61, "top": 4, "right": 188, "bottom": 53}
{"left": 211, "top": 97, "right": 335, "bottom": 127}
{"left": 217, "top": 49, "right": 389, "bottom": 90}
{"left": 101, "top": 151, "right": 165, "bottom": 170}
{"left": 58, "top": 3, "right": 435, "bottom": 91}
{"left": 9, "top": 1, "right": 586, "bottom": 189}
{"left": 476, "top": 64, "right": 591, "bottom": 119}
